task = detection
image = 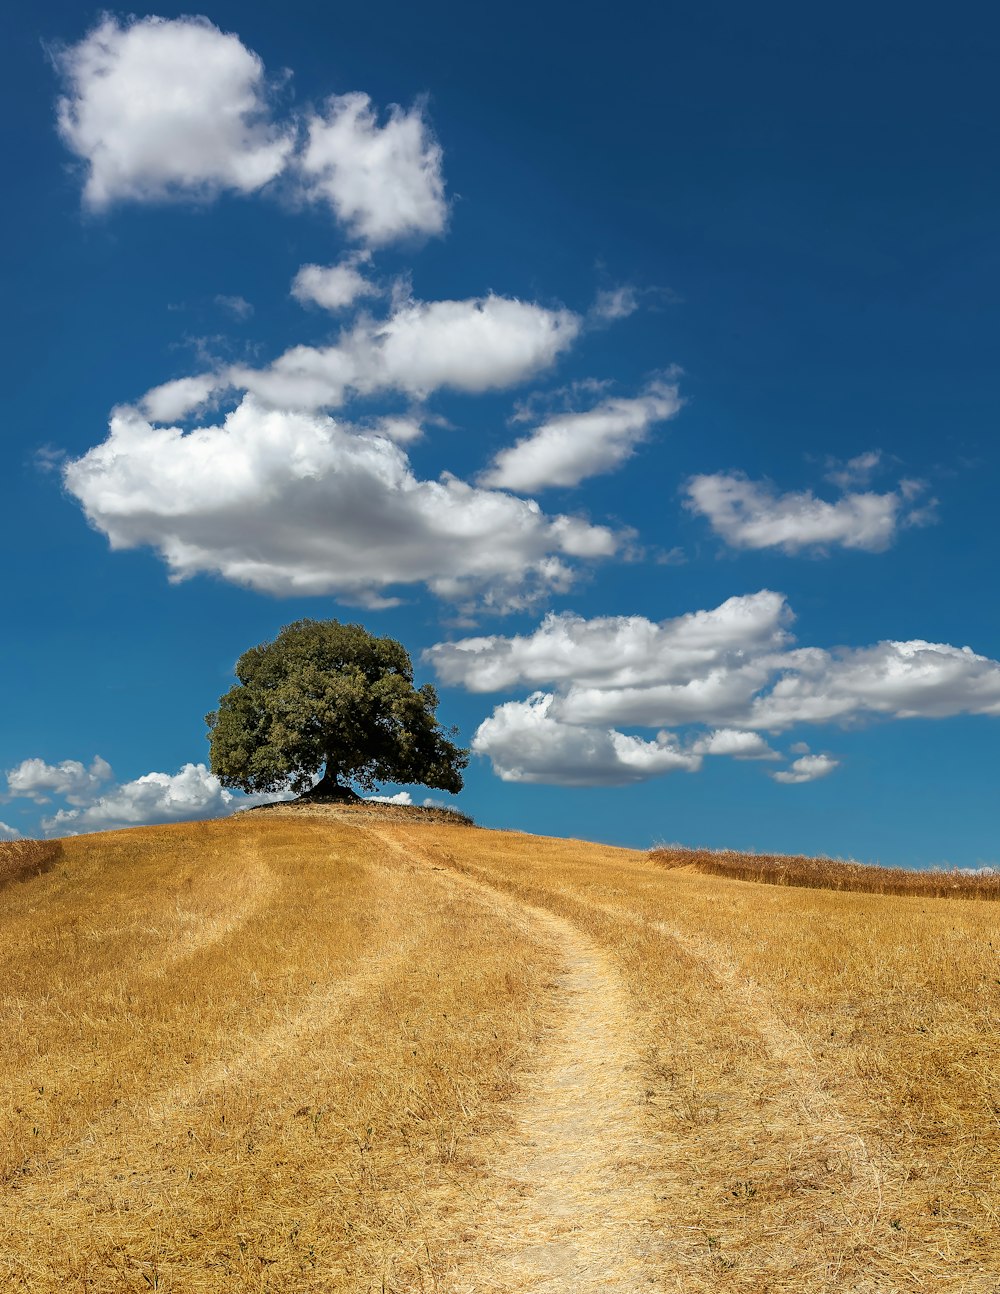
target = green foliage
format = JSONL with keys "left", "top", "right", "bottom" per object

{"left": 206, "top": 619, "right": 468, "bottom": 798}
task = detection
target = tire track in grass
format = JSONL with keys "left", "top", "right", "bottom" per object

{"left": 365, "top": 825, "right": 666, "bottom": 1293}
{"left": 1, "top": 842, "right": 416, "bottom": 1217}
{"left": 393, "top": 836, "right": 910, "bottom": 1291}
{"left": 582, "top": 897, "right": 898, "bottom": 1289}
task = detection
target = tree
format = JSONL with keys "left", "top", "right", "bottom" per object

{"left": 206, "top": 619, "right": 467, "bottom": 802}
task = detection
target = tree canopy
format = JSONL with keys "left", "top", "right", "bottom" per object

{"left": 206, "top": 619, "right": 468, "bottom": 801}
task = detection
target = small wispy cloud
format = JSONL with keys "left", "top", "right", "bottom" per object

{"left": 214, "top": 294, "right": 254, "bottom": 320}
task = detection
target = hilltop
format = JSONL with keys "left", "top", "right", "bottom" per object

{"left": 1, "top": 808, "right": 997, "bottom": 1291}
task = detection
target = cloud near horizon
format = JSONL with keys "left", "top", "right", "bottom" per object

{"left": 6, "top": 755, "right": 113, "bottom": 804}
{"left": 1, "top": 758, "right": 287, "bottom": 836}
{"left": 3, "top": 759, "right": 453, "bottom": 836}
{"left": 429, "top": 591, "right": 1000, "bottom": 785}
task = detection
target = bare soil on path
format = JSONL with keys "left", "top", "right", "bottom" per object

{"left": 367, "top": 823, "right": 665, "bottom": 1292}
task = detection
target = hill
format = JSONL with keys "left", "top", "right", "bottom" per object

{"left": 1, "top": 809, "right": 997, "bottom": 1291}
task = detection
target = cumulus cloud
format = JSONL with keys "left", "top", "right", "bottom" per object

{"left": 141, "top": 374, "right": 219, "bottom": 423}
{"left": 41, "top": 762, "right": 249, "bottom": 834}
{"left": 0, "top": 822, "right": 21, "bottom": 841}
{"left": 426, "top": 591, "right": 792, "bottom": 693}
{"left": 292, "top": 255, "right": 379, "bottom": 312}
{"left": 430, "top": 591, "right": 1000, "bottom": 786}
{"left": 365, "top": 414, "right": 427, "bottom": 444}
{"left": 147, "top": 293, "right": 582, "bottom": 421}
{"left": 55, "top": 18, "right": 448, "bottom": 249}
{"left": 691, "top": 729, "right": 780, "bottom": 760}
{"left": 471, "top": 693, "right": 701, "bottom": 786}
{"left": 6, "top": 755, "right": 113, "bottom": 805}
{"left": 685, "top": 471, "right": 934, "bottom": 554}
{"left": 299, "top": 92, "right": 446, "bottom": 246}
{"left": 55, "top": 15, "right": 294, "bottom": 208}
{"left": 480, "top": 377, "right": 681, "bottom": 492}
{"left": 746, "top": 639, "right": 1000, "bottom": 729}
{"left": 364, "top": 790, "right": 414, "bottom": 804}
{"left": 771, "top": 753, "right": 839, "bottom": 784}
{"left": 231, "top": 294, "right": 581, "bottom": 413}
{"left": 63, "top": 397, "right": 618, "bottom": 610}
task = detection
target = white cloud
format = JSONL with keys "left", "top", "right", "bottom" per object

{"left": 771, "top": 753, "right": 839, "bottom": 785}
{"left": 291, "top": 256, "right": 379, "bottom": 312}
{"left": 551, "top": 666, "right": 774, "bottom": 729}
{"left": 227, "top": 294, "right": 581, "bottom": 413}
{"left": 6, "top": 755, "right": 113, "bottom": 805}
{"left": 430, "top": 591, "right": 1000, "bottom": 786}
{"left": 141, "top": 374, "right": 219, "bottom": 423}
{"left": 55, "top": 16, "right": 293, "bottom": 208}
{"left": 145, "top": 295, "right": 582, "bottom": 422}
{"left": 298, "top": 91, "right": 446, "bottom": 246}
{"left": 747, "top": 639, "right": 1000, "bottom": 729}
{"left": 480, "top": 377, "right": 681, "bottom": 492}
{"left": 426, "top": 590, "right": 792, "bottom": 693}
{"left": 0, "top": 822, "right": 21, "bottom": 841}
{"left": 365, "top": 414, "right": 426, "bottom": 444}
{"left": 691, "top": 729, "right": 779, "bottom": 760}
{"left": 64, "top": 397, "right": 618, "bottom": 610}
{"left": 471, "top": 693, "right": 702, "bottom": 786}
{"left": 364, "top": 790, "right": 413, "bottom": 804}
{"left": 685, "top": 471, "right": 934, "bottom": 554}
{"left": 41, "top": 762, "right": 243, "bottom": 834}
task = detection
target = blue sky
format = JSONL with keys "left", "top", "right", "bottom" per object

{"left": 2, "top": 2, "right": 999, "bottom": 865}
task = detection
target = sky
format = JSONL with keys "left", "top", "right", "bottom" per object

{"left": 2, "top": 2, "right": 999, "bottom": 865}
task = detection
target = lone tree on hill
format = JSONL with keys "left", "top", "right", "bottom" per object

{"left": 206, "top": 619, "right": 468, "bottom": 802}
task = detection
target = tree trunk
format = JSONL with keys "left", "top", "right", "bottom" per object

{"left": 299, "top": 763, "right": 360, "bottom": 803}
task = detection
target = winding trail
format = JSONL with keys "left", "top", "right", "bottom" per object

{"left": 366, "top": 825, "right": 664, "bottom": 1293}
{"left": 467, "top": 914, "right": 660, "bottom": 1292}
{"left": 368, "top": 823, "right": 899, "bottom": 1291}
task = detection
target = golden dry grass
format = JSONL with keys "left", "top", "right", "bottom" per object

{"left": 0, "top": 839, "right": 63, "bottom": 890}
{"left": 1, "top": 812, "right": 998, "bottom": 1291}
{"left": 651, "top": 843, "right": 1000, "bottom": 899}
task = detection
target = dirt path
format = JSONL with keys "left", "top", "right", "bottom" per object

{"left": 467, "top": 913, "right": 661, "bottom": 1293}
{"left": 365, "top": 826, "right": 664, "bottom": 1293}
{"left": 393, "top": 837, "right": 905, "bottom": 1290}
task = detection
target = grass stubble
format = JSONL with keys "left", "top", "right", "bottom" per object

{"left": 0, "top": 814, "right": 997, "bottom": 1291}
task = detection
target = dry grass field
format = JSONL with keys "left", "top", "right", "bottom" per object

{"left": 1, "top": 809, "right": 998, "bottom": 1291}
{"left": 651, "top": 843, "right": 1000, "bottom": 900}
